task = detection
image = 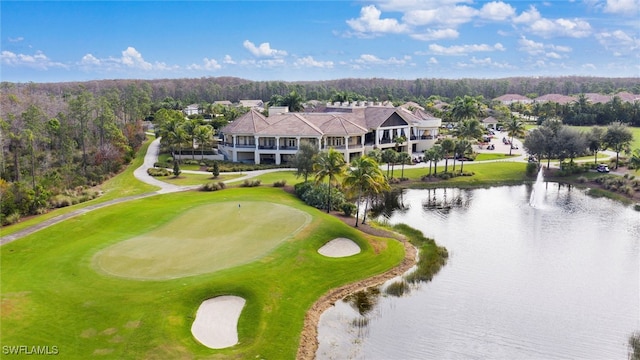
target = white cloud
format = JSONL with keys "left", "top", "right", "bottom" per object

{"left": 513, "top": 6, "right": 591, "bottom": 38}
{"left": 596, "top": 29, "right": 640, "bottom": 54}
{"left": 78, "top": 47, "right": 178, "bottom": 72}
{"left": 479, "top": 1, "right": 516, "bottom": 21}
{"left": 293, "top": 56, "right": 334, "bottom": 68}
{"left": 354, "top": 54, "right": 412, "bottom": 66}
{"left": 456, "top": 57, "right": 513, "bottom": 69}
{"left": 188, "top": 58, "right": 222, "bottom": 71}
{"left": 428, "top": 57, "right": 439, "bottom": 64}
{"left": 513, "top": 5, "right": 542, "bottom": 24}
{"left": 403, "top": 5, "right": 477, "bottom": 27}
{"left": 223, "top": 55, "right": 236, "bottom": 65}
{"left": 410, "top": 28, "right": 459, "bottom": 41}
{"left": 518, "top": 36, "right": 572, "bottom": 58}
{"left": 80, "top": 53, "right": 101, "bottom": 65}
{"left": 347, "top": 5, "right": 409, "bottom": 34}
{"left": 8, "top": 36, "right": 24, "bottom": 43}
{"left": 243, "top": 40, "right": 287, "bottom": 58}
{"left": 429, "top": 43, "right": 505, "bottom": 55}
{"left": 1, "top": 50, "right": 66, "bottom": 69}
{"left": 121, "top": 47, "right": 153, "bottom": 70}
{"left": 603, "top": 0, "right": 640, "bottom": 14}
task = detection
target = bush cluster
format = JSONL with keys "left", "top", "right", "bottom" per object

{"left": 200, "top": 182, "right": 226, "bottom": 192}
{"left": 273, "top": 180, "right": 287, "bottom": 187}
{"left": 147, "top": 167, "right": 172, "bottom": 177}
{"left": 294, "top": 181, "right": 348, "bottom": 212}
{"left": 240, "top": 179, "right": 261, "bottom": 187}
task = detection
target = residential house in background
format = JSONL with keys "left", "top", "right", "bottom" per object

{"left": 494, "top": 94, "right": 533, "bottom": 105}
{"left": 218, "top": 103, "right": 441, "bottom": 165}
{"left": 184, "top": 104, "right": 201, "bottom": 116}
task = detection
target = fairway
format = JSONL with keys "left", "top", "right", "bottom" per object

{"left": 94, "top": 201, "right": 311, "bottom": 280}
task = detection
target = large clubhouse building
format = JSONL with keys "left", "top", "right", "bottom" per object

{"left": 218, "top": 102, "right": 442, "bottom": 165}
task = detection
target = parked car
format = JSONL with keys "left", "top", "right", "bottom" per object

{"left": 596, "top": 164, "right": 610, "bottom": 173}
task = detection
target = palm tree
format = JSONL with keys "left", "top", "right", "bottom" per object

{"left": 630, "top": 149, "right": 640, "bottom": 173}
{"left": 440, "top": 138, "right": 455, "bottom": 172}
{"left": 427, "top": 144, "right": 444, "bottom": 175}
{"left": 156, "top": 110, "right": 186, "bottom": 161}
{"left": 181, "top": 119, "right": 200, "bottom": 160}
{"left": 455, "top": 119, "right": 484, "bottom": 141}
{"left": 455, "top": 139, "right": 473, "bottom": 174}
{"left": 381, "top": 149, "right": 397, "bottom": 178}
{"left": 423, "top": 148, "right": 436, "bottom": 176}
{"left": 314, "top": 148, "right": 347, "bottom": 213}
{"left": 342, "top": 155, "right": 387, "bottom": 227}
{"left": 194, "top": 124, "right": 213, "bottom": 160}
{"left": 504, "top": 117, "right": 525, "bottom": 156}
{"left": 397, "top": 152, "right": 412, "bottom": 179}
{"left": 451, "top": 95, "right": 482, "bottom": 122}
{"left": 587, "top": 126, "right": 605, "bottom": 164}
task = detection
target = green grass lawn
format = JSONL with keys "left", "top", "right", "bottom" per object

{"left": 158, "top": 173, "right": 244, "bottom": 186}
{"left": 95, "top": 201, "right": 311, "bottom": 280}
{"left": 1, "top": 187, "right": 404, "bottom": 359}
{"left": 401, "top": 161, "right": 530, "bottom": 187}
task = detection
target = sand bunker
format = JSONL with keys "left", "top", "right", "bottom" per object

{"left": 191, "top": 296, "right": 246, "bottom": 349}
{"left": 318, "top": 238, "right": 361, "bottom": 258}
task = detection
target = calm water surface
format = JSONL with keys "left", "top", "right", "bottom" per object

{"left": 317, "top": 184, "right": 640, "bottom": 360}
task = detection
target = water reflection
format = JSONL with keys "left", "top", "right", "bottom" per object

{"left": 317, "top": 184, "right": 640, "bottom": 360}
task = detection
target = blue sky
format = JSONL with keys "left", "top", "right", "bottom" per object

{"left": 1, "top": 0, "right": 639, "bottom": 83}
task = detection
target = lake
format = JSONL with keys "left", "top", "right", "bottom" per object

{"left": 317, "top": 183, "right": 640, "bottom": 359}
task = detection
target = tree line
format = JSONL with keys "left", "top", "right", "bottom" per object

{"left": 3, "top": 76, "right": 639, "bottom": 105}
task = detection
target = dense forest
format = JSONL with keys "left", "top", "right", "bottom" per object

{"left": 1, "top": 76, "right": 639, "bottom": 225}
{"left": 2, "top": 76, "right": 640, "bottom": 105}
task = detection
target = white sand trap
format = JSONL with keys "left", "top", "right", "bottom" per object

{"left": 318, "top": 238, "right": 361, "bottom": 258}
{"left": 191, "top": 296, "right": 246, "bottom": 349}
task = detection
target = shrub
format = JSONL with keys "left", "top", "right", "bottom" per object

{"left": 340, "top": 202, "right": 357, "bottom": 217}
{"left": 217, "top": 181, "right": 226, "bottom": 189}
{"left": 273, "top": 180, "right": 287, "bottom": 187}
{"left": 241, "top": 179, "right": 261, "bottom": 187}
{"left": 526, "top": 162, "right": 539, "bottom": 177}
{"left": 299, "top": 183, "right": 346, "bottom": 211}
{"left": 147, "top": 168, "right": 172, "bottom": 177}
{"left": 201, "top": 182, "right": 223, "bottom": 191}
{"left": 3, "top": 211, "right": 21, "bottom": 226}
{"left": 576, "top": 176, "right": 588, "bottom": 184}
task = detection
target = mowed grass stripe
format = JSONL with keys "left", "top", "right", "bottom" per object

{"left": 94, "top": 202, "right": 311, "bottom": 280}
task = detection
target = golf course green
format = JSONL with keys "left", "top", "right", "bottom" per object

{"left": 94, "top": 201, "right": 311, "bottom": 280}
{"left": 1, "top": 188, "right": 405, "bottom": 359}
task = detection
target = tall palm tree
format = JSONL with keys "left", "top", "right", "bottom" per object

{"left": 343, "top": 155, "right": 387, "bottom": 227}
{"left": 455, "top": 139, "right": 473, "bottom": 174}
{"left": 455, "top": 119, "right": 484, "bottom": 141}
{"left": 381, "top": 149, "right": 397, "bottom": 178}
{"left": 504, "top": 117, "right": 525, "bottom": 156}
{"left": 451, "top": 95, "right": 482, "bottom": 122}
{"left": 397, "top": 152, "right": 412, "bottom": 179}
{"left": 181, "top": 119, "right": 199, "bottom": 160}
{"left": 440, "top": 138, "right": 455, "bottom": 172}
{"left": 423, "top": 148, "right": 435, "bottom": 176}
{"left": 314, "top": 148, "right": 347, "bottom": 213}
{"left": 194, "top": 124, "right": 213, "bottom": 160}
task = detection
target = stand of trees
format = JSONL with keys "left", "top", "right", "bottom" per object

{"left": 0, "top": 86, "right": 148, "bottom": 225}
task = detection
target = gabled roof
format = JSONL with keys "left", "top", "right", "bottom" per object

{"left": 615, "top": 91, "right": 640, "bottom": 102}
{"left": 255, "top": 113, "right": 323, "bottom": 136}
{"left": 314, "top": 114, "right": 367, "bottom": 135}
{"left": 482, "top": 116, "right": 499, "bottom": 124}
{"left": 222, "top": 109, "right": 270, "bottom": 134}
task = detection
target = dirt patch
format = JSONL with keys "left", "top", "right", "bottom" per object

{"left": 80, "top": 328, "right": 97, "bottom": 338}
{"left": 296, "top": 212, "right": 417, "bottom": 360}
{"left": 124, "top": 320, "right": 141, "bottom": 329}
{"left": 0, "top": 292, "right": 31, "bottom": 321}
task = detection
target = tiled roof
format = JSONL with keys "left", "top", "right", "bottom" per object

{"left": 534, "top": 94, "right": 576, "bottom": 104}
{"left": 494, "top": 94, "right": 530, "bottom": 102}
{"left": 222, "top": 107, "right": 438, "bottom": 138}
